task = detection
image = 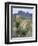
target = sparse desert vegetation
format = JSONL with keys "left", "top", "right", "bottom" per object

{"left": 11, "top": 15, "right": 32, "bottom": 37}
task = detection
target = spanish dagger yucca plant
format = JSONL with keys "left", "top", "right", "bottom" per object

{"left": 16, "top": 21, "right": 20, "bottom": 28}
{"left": 16, "top": 16, "right": 20, "bottom": 35}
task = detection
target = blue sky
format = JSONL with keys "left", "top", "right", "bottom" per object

{"left": 12, "top": 8, "right": 32, "bottom": 14}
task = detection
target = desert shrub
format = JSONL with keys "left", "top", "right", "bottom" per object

{"left": 20, "top": 28, "right": 28, "bottom": 35}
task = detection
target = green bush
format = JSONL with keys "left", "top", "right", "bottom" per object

{"left": 20, "top": 28, "right": 28, "bottom": 35}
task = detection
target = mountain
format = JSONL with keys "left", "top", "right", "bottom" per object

{"left": 13, "top": 11, "right": 32, "bottom": 19}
